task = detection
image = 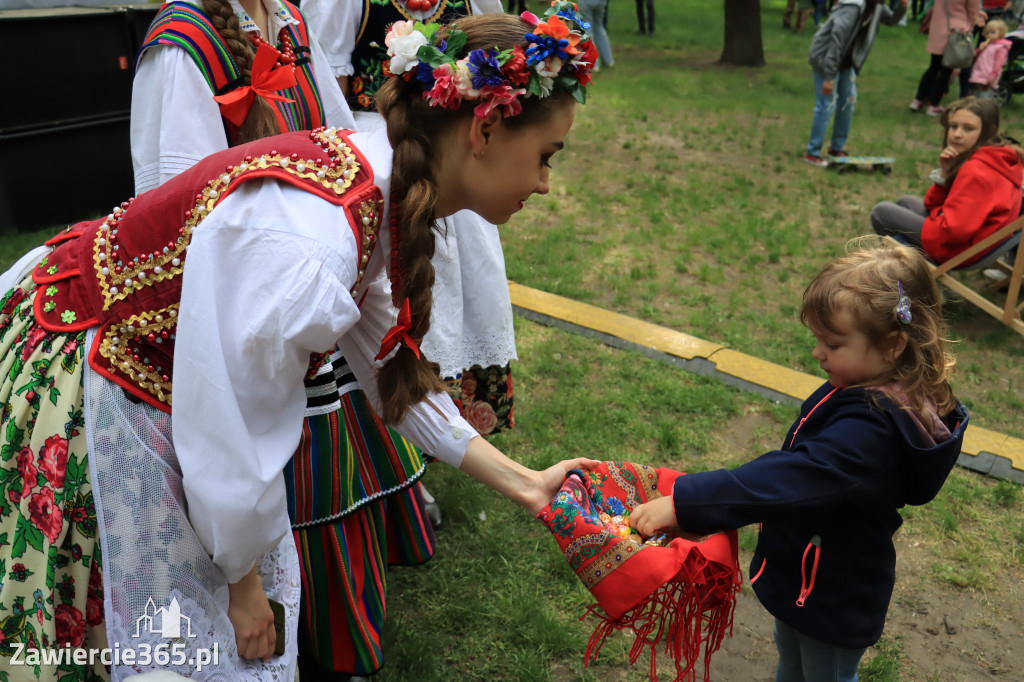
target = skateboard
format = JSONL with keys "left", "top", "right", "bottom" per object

{"left": 827, "top": 155, "right": 895, "bottom": 175}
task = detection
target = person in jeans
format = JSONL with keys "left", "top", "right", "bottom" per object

{"left": 804, "top": 0, "right": 907, "bottom": 166}
{"left": 581, "top": 0, "right": 614, "bottom": 68}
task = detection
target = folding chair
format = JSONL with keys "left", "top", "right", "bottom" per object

{"left": 883, "top": 215, "right": 1024, "bottom": 337}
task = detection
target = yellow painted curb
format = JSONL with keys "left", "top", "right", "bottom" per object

{"left": 707, "top": 348, "right": 822, "bottom": 401}
{"left": 508, "top": 282, "right": 721, "bottom": 360}
{"left": 509, "top": 281, "right": 1024, "bottom": 475}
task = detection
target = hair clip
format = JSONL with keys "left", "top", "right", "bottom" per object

{"left": 896, "top": 281, "right": 913, "bottom": 324}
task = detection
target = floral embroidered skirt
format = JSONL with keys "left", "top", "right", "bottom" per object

{"left": 0, "top": 277, "right": 105, "bottom": 681}
{"left": 446, "top": 363, "right": 515, "bottom": 436}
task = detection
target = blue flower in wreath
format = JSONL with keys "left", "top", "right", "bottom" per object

{"left": 416, "top": 60, "right": 435, "bottom": 86}
{"left": 557, "top": 8, "right": 588, "bottom": 30}
{"left": 468, "top": 49, "right": 504, "bottom": 89}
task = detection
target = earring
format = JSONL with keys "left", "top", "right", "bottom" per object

{"left": 473, "top": 150, "right": 484, "bottom": 160}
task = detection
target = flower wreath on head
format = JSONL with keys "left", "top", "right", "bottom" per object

{"left": 384, "top": 0, "right": 597, "bottom": 119}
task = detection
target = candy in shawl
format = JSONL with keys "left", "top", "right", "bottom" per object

{"left": 384, "top": 0, "right": 597, "bottom": 119}
{"left": 537, "top": 461, "right": 741, "bottom": 682}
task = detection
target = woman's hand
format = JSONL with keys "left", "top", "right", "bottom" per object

{"left": 526, "top": 456, "right": 601, "bottom": 514}
{"left": 629, "top": 497, "right": 679, "bottom": 537}
{"left": 458, "top": 436, "right": 599, "bottom": 514}
{"left": 939, "top": 145, "right": 961, "bottom": 176}
{"left": 228, "top": 566, "right": 277, "bottom": 661}
{"left": 821, "top": 80, "right": 835, "bottom": 96}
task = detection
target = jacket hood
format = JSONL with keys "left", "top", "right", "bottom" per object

{"left": 882, "top": 395, "right": 969, "bottom": 506}
{"left": 965, "top": 145, "right": 1024, "bottom": 186}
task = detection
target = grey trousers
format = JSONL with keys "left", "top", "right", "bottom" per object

{"left": 871, "top": 195, "right": 926, "bottom": 248}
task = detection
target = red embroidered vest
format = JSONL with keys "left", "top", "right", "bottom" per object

{"left": 32, "top": 129, "right": 383, "bottom": 413}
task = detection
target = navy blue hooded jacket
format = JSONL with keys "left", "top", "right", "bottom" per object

{"left": 672, "top": 381, "right": 968, "bottom": 648}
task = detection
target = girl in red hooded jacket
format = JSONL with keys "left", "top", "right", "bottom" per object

{"left": 871, "top": 96, "right": 1023, "bottom": 265}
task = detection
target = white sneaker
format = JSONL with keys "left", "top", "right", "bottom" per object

{"left": 983, "top": 268, "right": 1007, "bottom": 281}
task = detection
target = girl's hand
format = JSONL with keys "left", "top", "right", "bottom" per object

{"left": 629, "top": 497, "right": 679, "bottom": 537}
{"left": 821, "top": 80, "right": 835, "bottom": 96}
{"left": 939, "top": 145, "right": 960, "bottom": 176}
{"left": 228, "top": 566, "right": 277, "bottom": 661}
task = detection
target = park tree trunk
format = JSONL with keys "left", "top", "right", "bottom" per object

{"left": 721, "top": 0, "right": 766, "bottom": 67}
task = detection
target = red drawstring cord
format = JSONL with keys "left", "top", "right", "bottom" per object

{"left": 796, "top": 535, "right": 822, "bottom": 607}
{"left": 789, "top": 387, "right": 839, "bottom": 448}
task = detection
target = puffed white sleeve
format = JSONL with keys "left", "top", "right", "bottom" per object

{"left": 337, "top": 268, "right": 479, "bottom": 468}
{"left": 471, "top": 0, "right": 506, "bottom": 14}
{"left": 301, "top": 0, "right": 360, "bottom": 78}
{"left": 171, "top": 182, "right": 362, "bottom": 583}
{"left": 308, "top": 27, "right": 357, "bottom": 130}
{"left": 131, "top": 46, "right": 231, "bottom": 194}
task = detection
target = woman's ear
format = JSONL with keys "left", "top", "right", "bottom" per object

{"left": 468, "top": 109, "right": 503, "bottom": 158}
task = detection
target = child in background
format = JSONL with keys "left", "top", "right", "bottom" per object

{"left": 871, "top": 96, "right": 1023, "bottom": 265}
{"left": 631, "top": 243, "right": 968, "bottom": 682}
{"left": 970, "top": 19, "right": 1012, "bottom": 98}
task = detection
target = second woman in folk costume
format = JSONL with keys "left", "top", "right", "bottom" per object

{"left": 0, "top": 6, "right": 598, "bottom": 681}
{"left": 130, "top": 0, "right": 430, "bottom": 679}
{"left": 303, "top": 0, "right": 520, "bottom": 440}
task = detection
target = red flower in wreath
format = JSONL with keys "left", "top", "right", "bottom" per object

{"left": 38, "top": 435, "right": 69, "bottom": 487}
{"left": 16, "top": 446, "right": 38, "bottom": 498}
{"left": 54, "top": 603, "right": 86, "bottom": 648}
{"left": 502, "top": 46, "right": 530, "bottom": 87}
{"left": 28, "top": 487, "right": 64, "bottom": 544}
{"left": 465, "top": 400, "right": 498, "bottom": 435}
{"left": 577, "top": 40, "right": 598, "bottom": 86}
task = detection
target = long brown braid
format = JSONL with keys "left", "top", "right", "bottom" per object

{"left": 373, "top": 14, "right": 575, "bottom": 424}
{"left": 201, "top": 0, "right": 280, "bottom": 142}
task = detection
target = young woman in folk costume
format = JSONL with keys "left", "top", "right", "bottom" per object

{"left": 302, "top": 0, "right": 522, "bottom": 444}
{"left": 131, "top": 1, "right": 435, "bottom": 678}
{"left": 0, "top": 6, "right": 597, "bottom": 681}
{"left": 132, "top": 0, "right": 355, "bottom": 191}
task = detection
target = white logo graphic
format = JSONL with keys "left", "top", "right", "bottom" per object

{"left": 134, "top": 597, "right": 196, "bottom": 639}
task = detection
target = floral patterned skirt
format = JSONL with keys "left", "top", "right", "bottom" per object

{"left": 0, "top": 277, "right": 105, "bottom": 681}
{"left": 445, "top": 363, "right": 515, "bottom": 436}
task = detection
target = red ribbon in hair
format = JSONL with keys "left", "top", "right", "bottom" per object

{"left": 213, "top": 43, "right": 296, "bottom": 131}
{"left": 375, "top": 298, "right": 422, "bottom": 361}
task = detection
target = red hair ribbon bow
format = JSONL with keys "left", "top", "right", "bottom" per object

{"left": 375, "top": 298, "right": 422, "bottom": 361}
{"left": 212, "top": 43, "right": 296, "bottom": 130}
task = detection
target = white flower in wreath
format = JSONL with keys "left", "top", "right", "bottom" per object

{"left": 385, "top": 21, "right": 429, "bottom": 74}
{"left": 453, "top": 58, "right": 481, "bottom": 98}
{"left": 534, "top": 56, "right": 562, "bottom": 96}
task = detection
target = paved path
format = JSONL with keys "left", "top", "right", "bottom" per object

{"left": 509, "top": 282, "right": 1024, "bottom": 485}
